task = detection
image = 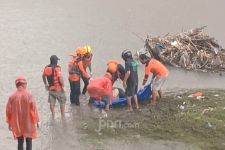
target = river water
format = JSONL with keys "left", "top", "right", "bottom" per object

{"left": 0, "top": 0, "right": 225, "bottom": 149}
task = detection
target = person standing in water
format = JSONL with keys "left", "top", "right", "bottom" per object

{"left": 68, "top": 47, "right": 91, "bottom": 105}
{"left": 121, "top": 50, "right": 139, "bottom": 111}
{"left": 6, "top": 76, "right": 39, "bottom": 150}
{"left": 81, "top": 45, "right": 93, "bottom": 95}
{"left": 42, "top": 55, "right": 66, "bottom": 119}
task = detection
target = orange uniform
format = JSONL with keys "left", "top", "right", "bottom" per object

{"left": 144, "top": 58, "right": 169, "bottom": 81}
{"left": 87, "top": 76, "right": 113, "bottom": 101}
{"left": 6, "top": 87, "right": 39, "bottom": 139}
{"left": 43, "top": 65, "right": 63, "bottom": 91}
{"left": 68, "top": 56, "right": 90, "bottom": 81}
{"left": 107, "top": 60, "right": 125, "bottom": 83}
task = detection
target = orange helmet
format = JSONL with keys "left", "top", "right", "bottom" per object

{"left": 107, "top": 62, "right": 117, "bottom": 73}
{"left": 76, "top": 47, "right": 86, "bottom": 55}
{"left": 104, "top": 72, "right": 113, "bottom": 81}
{"left": 107, "top": 60, "right": 119, "bottom": 65}
{"left": 15, "top": 76, "right": 27, "bottom": 85}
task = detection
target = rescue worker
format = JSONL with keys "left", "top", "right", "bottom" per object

{"left": 87, "top": 72, "right": 113, "bottom": 111}
{"left": 68, "top": 47, "right": 91, "bottom": 105}
{"left": 139, "top": 53, "right": 169, "bottom": 106}
{"left": 121, "top": 50, "right": 139, "bottom": 111}
{"left": 106, "top": 60, "right": 125, "bottom": 84}
{"left": 81, "top": 45, "right": 93, "bottom": 95}
{"left": 42, "top": 55, "right": 66, "bottom": 119}
{"left": 6, "top": 76, "right": 39, "bottom": 150}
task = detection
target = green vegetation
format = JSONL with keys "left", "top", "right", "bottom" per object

{"left": 79, "top": 89, "right": 225, "bottom": 150}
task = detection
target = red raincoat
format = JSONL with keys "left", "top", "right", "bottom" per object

{"left": 6, "top": 87, "right": 39, "bottom": 139}
{"left": 87, "top": 76, "right": 113, "bottom": 101}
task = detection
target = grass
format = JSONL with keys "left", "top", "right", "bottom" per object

{"left": 78, "top": 89, "right": 225, "bottom": 150}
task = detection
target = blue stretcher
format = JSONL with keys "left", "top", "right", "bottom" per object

{"left": 92, "top": 84, "right": 152, "bottom": 108}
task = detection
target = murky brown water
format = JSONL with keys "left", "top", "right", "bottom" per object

{"left": 0, "top": 0, "right": 225, "bottom": 149}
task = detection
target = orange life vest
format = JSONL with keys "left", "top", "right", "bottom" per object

{"left": 43, "top": 65, "right": 63, "bottom": 91}
{"left": 68, "top": 56, "right": 90, "bottom": 81}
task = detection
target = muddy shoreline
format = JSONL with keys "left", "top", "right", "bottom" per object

{"left": 71, "top": 89, "right": 225, "bottom": 150}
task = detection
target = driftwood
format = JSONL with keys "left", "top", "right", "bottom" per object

{"left": 143, "top": 26, "right": 225, "bottom": 72}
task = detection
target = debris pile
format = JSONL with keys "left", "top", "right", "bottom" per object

{"left": 144, "top": 26, "right": 225, "bottom": 72}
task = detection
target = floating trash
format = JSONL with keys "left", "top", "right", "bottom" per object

{"left": 179, "top": 105, "right": 185, "bottom": 110}
{"left": 177, "top": 96, "right": 182, "bottom": 99}
{"left": 188, "top": 91, "right": 204, "bottom": 99}
{"left": 207, "top": 122, "right": 213, "bottom": 128}
{"left": 193, "top": 92, "right": 202, "bottom": 97}
{"left": 201, "top": 107, "right": 214, "bottom": 115}
{"left": 141, "top": 26, "right": 225, "bottom": 73}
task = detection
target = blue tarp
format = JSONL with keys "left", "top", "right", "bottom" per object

{"left": 92, "top": 84, "right": 152, "bottom": 108}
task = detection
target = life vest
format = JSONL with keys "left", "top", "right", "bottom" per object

{"left": 68, "top": 56, "right": 90, "bottom": 81}
{"left": 69, "top": 57, "right": 81, "bottom": 75}
{"left": 43, "top": 65, "right": 63, "bottom": 91}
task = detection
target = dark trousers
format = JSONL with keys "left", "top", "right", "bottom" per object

{"left": 69, "top": 80, "right": 80, "bottom": 105}
{"left": 17, "top": 136, "right": 32, "bottom": 150}
{"left": 81, "top": 76, "right": 89, "bottom": 95}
